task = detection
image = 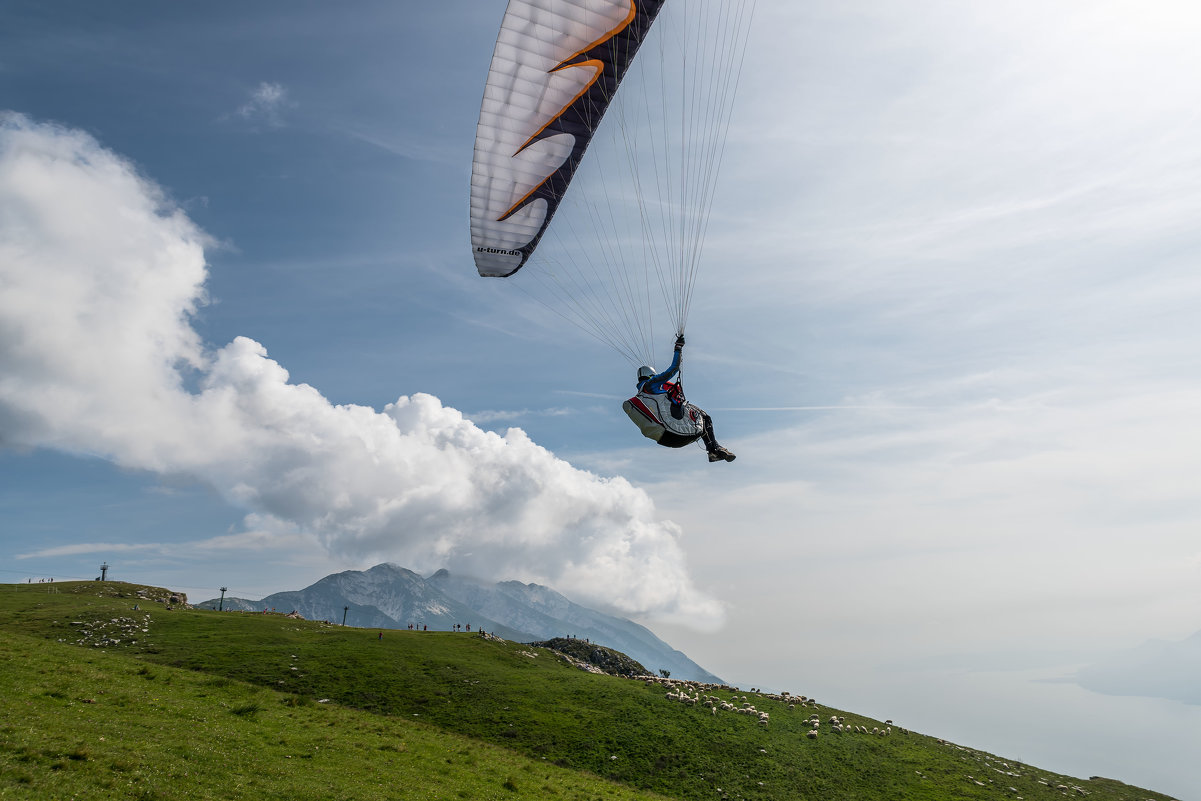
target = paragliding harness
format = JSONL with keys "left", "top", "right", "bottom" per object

{"left": 623, "top": 376, "right": 706, "bottom": 448}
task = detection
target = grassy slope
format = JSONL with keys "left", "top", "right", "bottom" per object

{"left": 0, "top": 582, "right": 1177, "bottom": 801}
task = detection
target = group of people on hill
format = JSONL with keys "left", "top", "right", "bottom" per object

{"left": 401, "top": 623, "right": 479, "bottom": 633}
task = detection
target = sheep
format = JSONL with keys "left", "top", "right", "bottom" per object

{"left": 806, "top": 729, "right": 818, "bottom": 739}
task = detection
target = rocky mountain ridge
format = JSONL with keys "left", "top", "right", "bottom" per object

{"left": 200, "top": 562, "right": 722, "bottom": 683}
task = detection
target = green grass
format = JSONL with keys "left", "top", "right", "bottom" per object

{"left": 0, "top": 581, "right": 1179, "bottom": 801}
{"left": 0, "top": 626, "right": 664, "bottom": 799}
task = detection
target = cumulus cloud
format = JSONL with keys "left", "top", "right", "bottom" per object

{"left": 0, "top": 112, "right": 722, "bottom": 626}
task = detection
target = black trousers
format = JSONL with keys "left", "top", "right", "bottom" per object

{"left": 698, "top": 409, "right": 718, "bottom": 451}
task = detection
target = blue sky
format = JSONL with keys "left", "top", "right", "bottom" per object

{"left": 3, "top": 1, "right": 1201, "bottom": 795}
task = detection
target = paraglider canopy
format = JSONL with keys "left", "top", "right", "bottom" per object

{"left": 470, "top": 0, "right": 666, "bottom": 278}
{"left": 470, "top": 0, "right": 755, "bottom": 366}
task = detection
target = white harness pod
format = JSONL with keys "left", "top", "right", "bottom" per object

{"left": 623, "top": 392, "right": 705, "bottom": 448}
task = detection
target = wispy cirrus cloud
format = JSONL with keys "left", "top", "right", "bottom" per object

{"left": 465, "top": 406, "right": 577, "bottom": 424}
{"left": 17, "top": 523, "right": 317, "bottom": 561}
{"left": 233, "top": 81, "right": 292, "bottom": 128}
{"left": 17, "top": 542, "right": 160, "bottom": 559}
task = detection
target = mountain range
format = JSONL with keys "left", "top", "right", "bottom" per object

{"left": 199, "top": 563, "right": 722, "bottom": 684}
{"left": 1075, "top": 628, "right": 1201, "bottom": 705}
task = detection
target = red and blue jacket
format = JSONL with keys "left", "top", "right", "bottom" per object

{"left": 635, "top": 349, "right": 685, "bottom": 405}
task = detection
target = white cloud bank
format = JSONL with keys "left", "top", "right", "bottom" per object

{"left": 0, "top": 112, "right": 722, "bottom": 626}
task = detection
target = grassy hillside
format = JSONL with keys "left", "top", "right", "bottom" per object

{"left": 0, "top": 582, "right": 1178, "bottom": 801}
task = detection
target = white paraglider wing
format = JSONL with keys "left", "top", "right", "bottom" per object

{"left": 470, "top": 0, "right": 665, "bottom": 277}
{"left": 470, "top": 0, "right": 755, "bottom": 366}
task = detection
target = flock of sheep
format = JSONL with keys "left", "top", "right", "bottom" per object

{"left": 940, "top": 741, "right": 1112, "bottom": 798}
{"left": 64, "top": 614, "right": 151, "bottom": 648}
{"left": 643, "top": 675, "right": 900, "bottom": 739}
{"left": 521, "top": 647, "right": 902, "bottom": 741}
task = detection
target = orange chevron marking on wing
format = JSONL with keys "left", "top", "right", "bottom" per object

{"left": 499, "top": 1, "right": 638, "bottom": 222}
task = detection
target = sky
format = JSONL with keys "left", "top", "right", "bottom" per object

{"left": 2, "top": 1, "right": 1200, "bottom": 796}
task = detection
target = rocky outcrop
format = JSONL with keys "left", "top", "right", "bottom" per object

{"left": 531, "top": 637, "right": 648, "bottom": 678}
